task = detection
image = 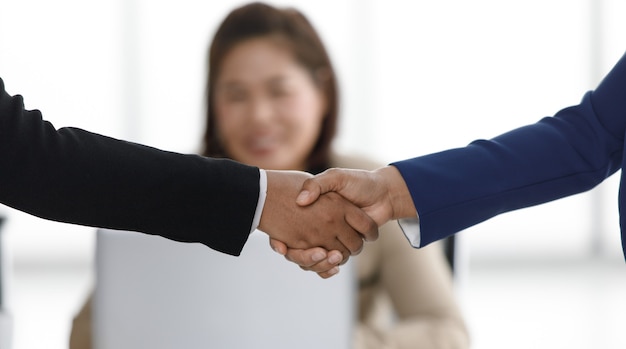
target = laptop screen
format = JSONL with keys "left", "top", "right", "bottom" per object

{"left": 93, "top": 229, "right": 356, "bottom": 349}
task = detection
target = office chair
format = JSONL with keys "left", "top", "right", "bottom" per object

{"left": 441, "top": 234, "right": 468, "bottom": 296}
{"left": 443, "top": 235, "right": 457, "bottom": 271}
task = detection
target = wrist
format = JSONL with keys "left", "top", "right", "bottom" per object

{"left": 258, "top": 170, "right": 280, "bottom": 234}
{"left": 376, "top": 166, "right": 416, "bottom": 220}
{"left": 258, "top": 170, "right": 312, "bottom": 234}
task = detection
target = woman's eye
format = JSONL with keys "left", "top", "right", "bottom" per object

{"left": 270, "top": 86, "right": 291, "bottom": 98}
{"left": 225, "top": 90, "right": 247, "bottom": 102}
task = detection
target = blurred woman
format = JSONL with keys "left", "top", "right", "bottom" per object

{"left": 202, "top": 3, "right": 469, "bottom": 348}
{"left": 70, "top": 3, "right": 469, "bottom": 348}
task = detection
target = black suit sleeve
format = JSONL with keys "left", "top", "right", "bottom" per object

{"left": 0, "top": 78, "right": 258, "bottom": 256}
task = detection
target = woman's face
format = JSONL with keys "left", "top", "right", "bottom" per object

{"left": 213, "top": 36, "right": 326, "bottom": 171}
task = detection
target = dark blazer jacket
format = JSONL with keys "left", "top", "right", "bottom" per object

{"left": 392, "top": 51, "right": 626, "bottom": 257}
{"left": 0, "top": 78, "right": 258, "bottom": 256}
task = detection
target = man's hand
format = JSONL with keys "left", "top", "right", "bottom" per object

{"left": 297, "top": 166, "right": 416, "bottom": 224}
{"left": 258, "top": 170, "right": 378, "bottom": 262}
{"left": 271, "top": 166, "right": 417, "bottom": 278}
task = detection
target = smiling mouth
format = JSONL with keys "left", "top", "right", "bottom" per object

{"left": 247, "top": 136, "right": 279, "bottom": 155}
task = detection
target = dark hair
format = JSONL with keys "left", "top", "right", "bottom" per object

{"left": 200, "top": 2, "right": 338, "bottom": 173}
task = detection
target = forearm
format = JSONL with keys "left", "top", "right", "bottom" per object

{"left": 392, "top": 52, "right": 626, "bottom": 247}
{"left": 0, "top": 78, "right": 259, "bottom": 255}
{"left": 393, "top": 96, "right": 623, "bottom": 247}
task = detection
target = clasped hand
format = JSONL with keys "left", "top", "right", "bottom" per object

{"left": 260, "top": 166, "right": 415, "bottom": 278}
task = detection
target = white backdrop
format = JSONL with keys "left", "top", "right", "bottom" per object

{"left": 2, "top": 0, "right": 625, "bottom": 265}
{"left": 1, "top": 0, "right": 626, "bottom": 348}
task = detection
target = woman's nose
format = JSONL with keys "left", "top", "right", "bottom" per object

{"left": 248, "top": 97, "right": 274, "bottom": 123}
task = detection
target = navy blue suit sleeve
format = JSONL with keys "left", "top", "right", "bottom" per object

{"left": 0, "top": 78, "right": 259, "bottom": 256}
{"left": 392, "top": 51, "right": 626, "bottom": 248}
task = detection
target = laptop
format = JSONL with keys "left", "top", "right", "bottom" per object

{"left": 93, "top": 228, "right": 356, "bottom": 349}
{"left": 0, "top": 216, "right": 12, "bottom": 349}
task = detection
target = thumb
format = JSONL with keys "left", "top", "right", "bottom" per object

{"left": 296, "top": 169, "right": 349, "bottom": 206}
{"left": 296, "top": 168, "right": 348, "bottom": 206}
{"left": 296, "top": 177, "right": 323, "bottom": 206}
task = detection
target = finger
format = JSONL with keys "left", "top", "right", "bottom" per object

{"left": 332, "top": 220, "right": 365, "bottom": 256}
{"left": 328, "top": 249, "right": 351, "bottom": 267}
{"left": 317, "top": 192, "right": 364, "bottom": 255}
{"left": 344, "top": 203, "right": 379, "bottom": 242}
{"left": 312, "top": 251, "right": 349, "bottom": 278}
{"left": 283, "top": 247, "right": 329, "bottom": 268}
{"left": 299, "top": 259, "right": 340, "bottom": 275}
{"left": 337, "top": 233, "right": 363, "bottom": 256}
{"left": 330, "top": 220, "right": 363, "bottom": 256}
{"left": 327, "top": 250, "right": 346, "bottom": 266}
{"left": 269, "top": 238, "right": 287, "bottom": 255}
{"left": 296, "top": 250, "right": 344, "bottom": 274}
{"left": 321, "top": 239, "right": 351, "bottom": 259}
{"left": 316, "top": 266, "right": 340, "bottom": 279}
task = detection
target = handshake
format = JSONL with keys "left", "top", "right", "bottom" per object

{"left": 257, "top": 165, "right": 416, "bottom": 279}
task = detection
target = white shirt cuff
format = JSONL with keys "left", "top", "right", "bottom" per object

{"left": 250, "top": 169, "right": 267, "bottom": 234}
{"left": 397, "top": 215, "right": 421, "bottom": 248}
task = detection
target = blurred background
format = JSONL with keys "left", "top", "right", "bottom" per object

{"left": 1, "top": 0, "right": 626, "bottom": 348}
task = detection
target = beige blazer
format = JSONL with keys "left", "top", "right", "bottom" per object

{"left": 331, "top": 153, "right": 469, "bottom": 349}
